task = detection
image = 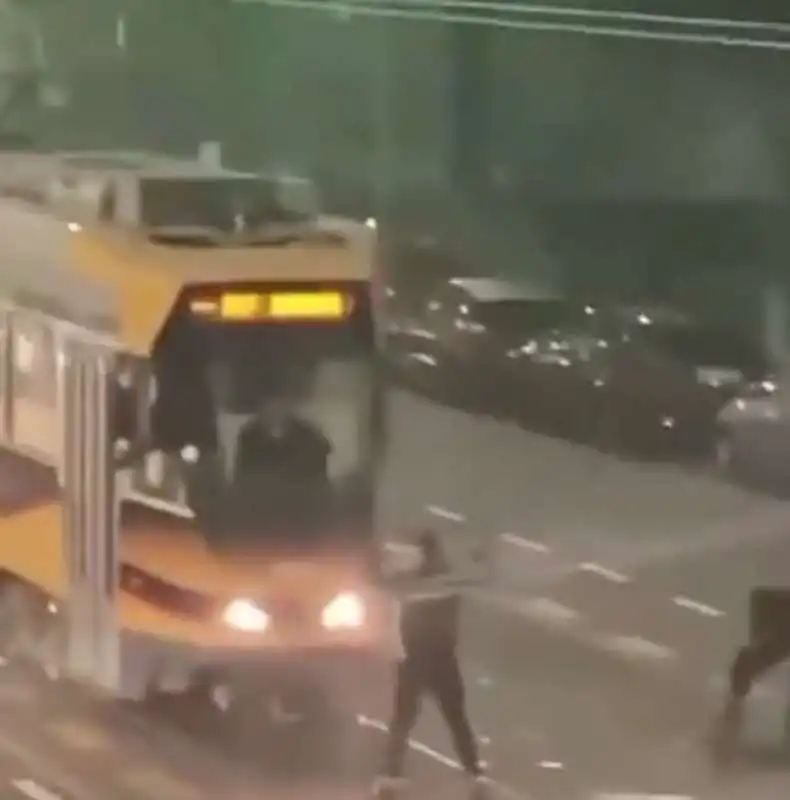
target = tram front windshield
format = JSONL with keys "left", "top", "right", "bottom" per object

{"left": 153, "top": 284, "right": 377, "bottom": 548}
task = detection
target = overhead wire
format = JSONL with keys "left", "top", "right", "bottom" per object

{"left": 324, "top": 0, "right": 790, "bottom": 35}
{"left": 235, "top": 0, "right": 790, "bottom": 51}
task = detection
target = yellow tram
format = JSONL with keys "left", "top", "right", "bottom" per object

{"left": 0, "top": 150, "right": 391, "bottom": 721}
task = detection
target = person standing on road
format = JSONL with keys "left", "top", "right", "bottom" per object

{"left": 712, "top": 587, "right": 790, "bottom": 765}
{"left": 373, "top": 529, "right": 486, "bottom": 798}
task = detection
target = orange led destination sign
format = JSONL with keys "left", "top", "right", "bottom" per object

{"left": 269, "top": 291, "right": 347, "bottom": 319}
{"left": 220, "top": 292, "right": 261, "bottom": 320}
{"left": 188, "top": 290, "right": 352, "bottom": 322}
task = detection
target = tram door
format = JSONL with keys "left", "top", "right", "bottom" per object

{"left": 61, "top": 333, "right": 121, "bottom": 693}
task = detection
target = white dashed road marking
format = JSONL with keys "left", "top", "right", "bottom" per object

{"left": 672, "top": 596, "right": 725, "bottom": 618}
{"left": 426, "top": 505, "right": 467, "bottom": 523}
{"left": 384, "top": 540, "right": 417, "bottom": 553}
{"left": 358, "top": 714, "right": 459, "bottom": 770}
{"left": 411, "top": 501, "right": 732, "bottom": 687}
{"left": 357, "top": 715, "right": 529, "bottom": 800}
{"left": 599, "top": 635, "right": 677, "bottom": 662}
{"left": 578, "top": 562, "right": 630, "bottom": 584}
{"left": 516, "top": 597, "right": 581, "bottom": 626}
{"left": 592, "top": 794, "right": 696, "bottom": 799}
{"left": 11, "top": 780, "right": 63, "bottom": 800}
{"left": 500, "top": 533, "right": 551, "bottom": 554}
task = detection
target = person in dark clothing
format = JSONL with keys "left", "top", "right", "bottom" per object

{"left": 711, "top": 587, "right": 790, "bottom": 765}
{"left": 373, "top": 529, "right": 485, "bottom": 798}
{"left": 235, "top": 397, "right": 330, "bottom": 481}
{"left": 233, "top": 397, "right": 332, "bottom": 532}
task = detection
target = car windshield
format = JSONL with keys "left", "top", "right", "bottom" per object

{"left": 475, "top": 299, "right": 580, "bottom": 335}
{"left": 139, "top": 175, "right": 318, "bottom": 232}
{"left": 180, "top": 360, "right": 374, "bottom": 550}
{"left": 639, "top": 320, "right": 768, "bottom": 374}
{"left": 142, "top": 284, "right": 377, "bottom": 548}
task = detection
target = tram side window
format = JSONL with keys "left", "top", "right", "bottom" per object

{"left": 12, "top": 323, "right": 56, "bottom": 408}
{"left": 112, "top": 355, "right": 152, "bottom": 445}
{"left": 115, "top": 355, "right": 187, "bottom": 504}
{"left": 149, "top": 313, "right": 217, "bottom": 454}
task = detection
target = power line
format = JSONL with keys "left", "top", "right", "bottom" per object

{"left": 236, "top": 0, "right": 790, "bottom": 51}
{"left": 324, "top": 0, "right": 790, "bottom": 35}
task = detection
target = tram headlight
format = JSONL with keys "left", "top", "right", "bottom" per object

{"left": 321, "top": 591, "right": 365, "bottom": 630}
{"left": 180, "top": 444, "right": 200, "bottom": 463}
{"left": 222, "top": 599, "right": 270, "bottom": 632}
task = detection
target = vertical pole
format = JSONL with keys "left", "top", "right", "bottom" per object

{"left": 63, "top": 342, "right": 91, "bottom": 680}
{"left": 763, "top": 283, "right": 788, "bottom": 367}
{"left": 116, "top": 14, "right": 127, "bottom": 52}
{"left": 373, "top": 16, "right": 391, "bottom": 232}
{"left": 0, "top": 308, "right": 10, "bottom": 445}
{"left": 54, "top": 333, "right": 66, "bottom": 485}
{"left": 91, "top": 350, "right": 119, "bottom": 692}
{"left": 2, "top": 311, "right": 13, "bottom": 446}
{"left": 62, "top": 339, "right": 120, "bottom": 693}
{"left": 449, "top": 20, "right": 488, "bottom": 193}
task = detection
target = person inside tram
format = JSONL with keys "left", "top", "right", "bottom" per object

{"left": 232, "top": 393, "right": 333, "bottom": 534}
{"left": 235, "top": 394, "right": 330, "bottom": 478}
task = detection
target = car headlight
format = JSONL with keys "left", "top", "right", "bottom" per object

{"left": 321, "top": 592, "right": 365, "bottom": 630}
{"left": 742, "top": 379, "right": 777, "bottom": 398}
{"left": 222, "top": 599, "right": 270, "bottom": 632}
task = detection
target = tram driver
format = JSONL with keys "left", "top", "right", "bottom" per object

{"left": 235, "top": 394, "right": 331, "bottom": 481}
{"left": 233, "top": 393, "right": 333, "bottom": 533}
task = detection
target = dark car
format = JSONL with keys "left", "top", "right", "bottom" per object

{"left": 714, "top": 376, "right": 784, "bottom": 493}
{"left": 505, "top": 304, "right": 771, "bottom": 456}
{"left": 386, "top": 274, "right": 580, "bottom": 412}
{"left": 383, "top": 238, "right": 475, "bottom": 319}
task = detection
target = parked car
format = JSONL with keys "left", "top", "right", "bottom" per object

{"left": 386, "top": 274, "right": 578, "bottom": 412}
{"left": 383, "top": 238, "right": 476, "bottom": 319}
{"left": 505, "top": 305, "right": 771, "bottom": 456}
{"left": 714, "top": 377, "right": 790, "bottom": 493}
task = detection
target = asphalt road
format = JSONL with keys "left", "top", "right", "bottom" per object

{"left": 376, "top": 390, "right": 790, "bottom": 799}
{"left": 0, "top": 660, "right": 483, "bottom": 800}
{"left": 0, "top": 753, "right": 76, "bottom": 800}
{"left": 382, "top": 392, "right": 786, "bottom": 560}
{"left": 3, "top": 388, "right": 790, "bottom": 800}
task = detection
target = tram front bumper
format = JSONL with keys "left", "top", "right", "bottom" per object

{"left": 121, "top": 629, "right": 390, "bottom": 709}
{"left": 201, "top": 645, "right": 387, "bottom": 719}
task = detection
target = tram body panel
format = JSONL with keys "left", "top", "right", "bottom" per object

{"left": 0, "top": 206, "right": 373, "bottom": 358}
{"left": 0, "top": 442, "right": 388, "bottom": 618}
{"left": 0, "top": 204, "right": 116, "bottom": 323}
{"left": 0, "top": 496, "right": 387, "bottom": 641}
{"left": 122, "top": 527, "right": 374, "bottom": 600}
{"left": 70, "top": 225, "right": 373, "bottom": 356}
{"left": 0, "top": 487, "right": 392, "bottom": 699}
{"left": 0, "top": 505, "right": 66, "bottom": 597}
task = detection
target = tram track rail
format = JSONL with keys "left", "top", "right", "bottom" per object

{"left": 0, "top": 662, "right": 370, "bottom": 800}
